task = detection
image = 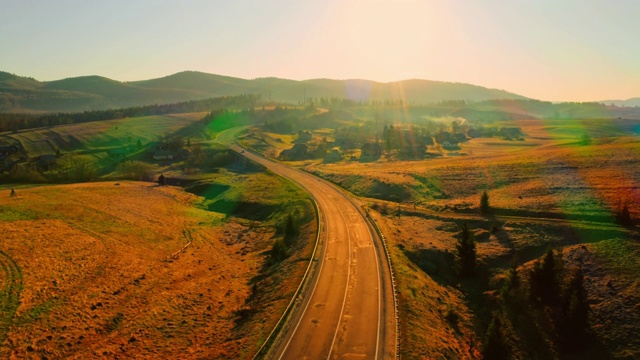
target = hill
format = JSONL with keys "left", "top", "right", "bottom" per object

{"left": 0, "top": 70, "right": 528, "bottom": 112}
{"left": 601, "top": 97, "right": 640, "bottom": 107}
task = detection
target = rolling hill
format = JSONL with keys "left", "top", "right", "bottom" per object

{"left": 601, "top": 97, "right": 640, "bottom": 107}
{"left": 0, "top": 70, "right": 528, "bottom": 113}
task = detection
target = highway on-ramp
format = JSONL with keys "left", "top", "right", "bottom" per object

{"left": 217, "top": 129, "right": 396, "bottom": 359}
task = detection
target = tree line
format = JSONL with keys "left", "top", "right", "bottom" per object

{"left": 0, "top": 94, "right": 260, "bottom": 133}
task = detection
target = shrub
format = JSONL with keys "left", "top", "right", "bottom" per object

{"left": 54, "top": 153, "right": 97, "bottom": 182}
{"left": 270, "top": 239, "right": 289, "bottom": 264}
{"left": 5, "top": 165, "right": 47, "bottom": 183}
{"left": 117, "top": 161, "right": 156, "bottom": 182}
{"left": 444, "top": 305, "right": 460, "bottom": 326}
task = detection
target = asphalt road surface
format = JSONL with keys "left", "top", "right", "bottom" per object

{"left": 217, "top": 129, "right": 395, "bottom": 359}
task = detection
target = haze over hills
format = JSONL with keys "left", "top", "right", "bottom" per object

{"left": 0, "top": 70, "right": 529, "bottom": 113}
{"left": 601, "top": 97, "right": 640, "bottom": 107}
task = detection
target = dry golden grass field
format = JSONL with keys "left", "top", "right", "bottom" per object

{"left": 0, "top": 175, "right": 315, "bottom": 359}
{"left": 244, "top": 117, "right": 640, "bottom": 359}
{"left": 322, "top": 119, "right": 640, "bottom": 359}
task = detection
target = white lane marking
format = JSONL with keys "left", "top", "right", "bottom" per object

{"left": 277, "top": 198, "right": 331, "bottom": 360}
{"left": 326, "top": 203, "right": 353, "bottom": 359}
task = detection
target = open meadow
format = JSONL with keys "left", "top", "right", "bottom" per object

{"left": 0, "top": 166, "right": 316, "bottom": 359}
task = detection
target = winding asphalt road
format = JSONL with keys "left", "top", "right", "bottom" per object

{"left": 217, "top": 129, "right": 396, "bottom": 359}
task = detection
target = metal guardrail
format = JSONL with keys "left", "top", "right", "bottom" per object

{"left": 365, "top": 209, "right": 401, "bottom": 359}
{"left": 226, "top": 133, "right": 397, "bottom": 359}
{"left": 251, "top": 198, "right": 322, "bottom": 360}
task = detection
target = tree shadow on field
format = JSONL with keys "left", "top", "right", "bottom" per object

{"left": 403, "top": 247, "right": 457, "bottom": 286}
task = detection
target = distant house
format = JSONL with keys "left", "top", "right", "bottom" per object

{"left": 279, "top": 144, "right": 308, "bottom": 161}
{"left": 441, "top": 140, "right": 460, "bottom": 150}
{"left": 361, "top": 143, "right": 382, "bottom": 157}
{"left": 435, "top": 131, "right": 452, "bottom": 144}
{"left": 153, "top": 150, "right": 176, "bottom": 161}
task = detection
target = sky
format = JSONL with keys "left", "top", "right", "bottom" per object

{"left": 1, "top": 0, "right": 639, "bottom": 102}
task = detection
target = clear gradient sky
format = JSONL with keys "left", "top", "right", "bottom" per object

{"left": 1, "top": 0, "right": 639, "bottom": 101}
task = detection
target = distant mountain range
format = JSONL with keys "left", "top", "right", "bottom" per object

{"left": 0, "top": 70, "right": 529, "bottom": 113}
{"left": 600, "top": 98, "right": 640, "bottom": 107}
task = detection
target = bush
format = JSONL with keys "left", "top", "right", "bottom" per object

{"left": 4, "top": 165, "right": 47, "bottom": 183}
{"left": 270, "top": 239, "right": 289, "bottom": 264}
{"left": 117, "top": 161, "right": 157, "bottom": 182}
{"left": 444, "top": 305, "right": 460, "bottom": 325}
{"left": 54, "top": 153, "right": 97, "bottom": 182}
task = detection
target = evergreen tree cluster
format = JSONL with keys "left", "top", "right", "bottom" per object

{"left": 526, "top": 248, "right": 590, "bottom": 350}
{"left": 0, "top": 94, "right": 259, "bottom": 133}
{"left": 455, "top": 223, "right": 476, "bottom": 277}
{"left": 269, "top": 213, "right": 301, "bottom": 264}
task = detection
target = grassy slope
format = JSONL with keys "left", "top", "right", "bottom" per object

{"left": 0, "top": 174, "right": 315, "bottom": 359}
{"left": 3, "top": 112, "right": 206, "bottom": 156}
{"left": 301, "top": 118, "right": 640, "bottom": 358}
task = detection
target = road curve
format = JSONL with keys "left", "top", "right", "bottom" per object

{"left": 217, "top": 129, "right": 396, "bottom": 359}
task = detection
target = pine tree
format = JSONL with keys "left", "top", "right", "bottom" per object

{"left": 616, "top": 203, "right": 632, "bottom": 226}
{"left": 559, "top": 267, "right": 589, "bottom": 350}
{"left": 482, "top": 313, "right": 508, "bottom": 360}
{"left": 283, "top": 213, "right": 299, "bottom": 247}
{"left": 529, "top": 247, "right": 560, "bottom": 304}
{"left": 456, "top": 223, "right": 476, "bottom": 277}
{"left": 500, "top": 257, "right": 520, "bottom": 299}
{"left": 480, "top": 190, "right": 490, "bottom": 214}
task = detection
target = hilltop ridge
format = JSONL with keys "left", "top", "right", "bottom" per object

{"left": 0, "top": 70, "right": 527, "bottom": 113}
